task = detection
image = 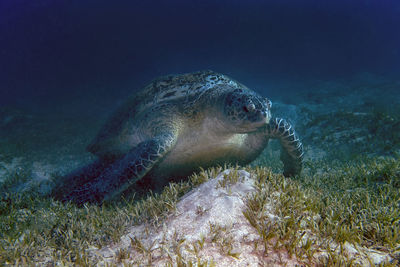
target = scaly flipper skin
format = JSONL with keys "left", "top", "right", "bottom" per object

{"left": 266, "top": 118, "right": 303, "bottom": 177}
{"left": 55, "top": 132, "right": 177, "bottom": 206}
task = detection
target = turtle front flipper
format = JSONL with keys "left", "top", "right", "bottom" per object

{"left": 59, "top": 132, "right": 177, "bottom": 206}
{"left": 266, "top": 118, "right": 303, "bottom": 177}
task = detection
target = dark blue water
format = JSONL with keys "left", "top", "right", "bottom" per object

{"left": 1, "top": 0, "right": 399, "bottom": 113}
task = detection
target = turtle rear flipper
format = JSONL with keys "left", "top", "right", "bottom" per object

{"left": 59, "top": 132, "right": 177, "bottom": 206}
{"left": 267, "top": 118, "right": 303, "bottom": 177}
{"left": 51, "top": 159, "right": 116, "bottom": 200}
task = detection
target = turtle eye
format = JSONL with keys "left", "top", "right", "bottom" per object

{"left": 250, "top": 103, "right": 256, "bottom": 111}
{"left": 243, "top": 99, "right": 256, "bottom": 113}
{"left": 244, "top": 102, "right": 256, "bottom": 113}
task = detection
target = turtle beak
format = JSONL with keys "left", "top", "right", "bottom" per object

{"left": 254, "top": 108, "right": 270, "bottom": 127}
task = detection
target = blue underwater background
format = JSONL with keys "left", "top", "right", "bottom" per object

{"left": 1, "top": 0, "right": 399, "bottom": 114}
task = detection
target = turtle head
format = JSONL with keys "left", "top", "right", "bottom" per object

{"left": 222, "top": 88, "right": 272, "bottom": 132}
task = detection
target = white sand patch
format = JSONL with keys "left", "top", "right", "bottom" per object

{"left": 88, "top": 169, "right": 393, "bottom": 266}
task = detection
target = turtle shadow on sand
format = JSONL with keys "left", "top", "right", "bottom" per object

{"left": 51, "top": 71, "right": 303, "bottom": 206}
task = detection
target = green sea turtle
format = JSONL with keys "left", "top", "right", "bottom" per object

{"left": 52, "top": 70, "right": 303, "bottom": 205}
